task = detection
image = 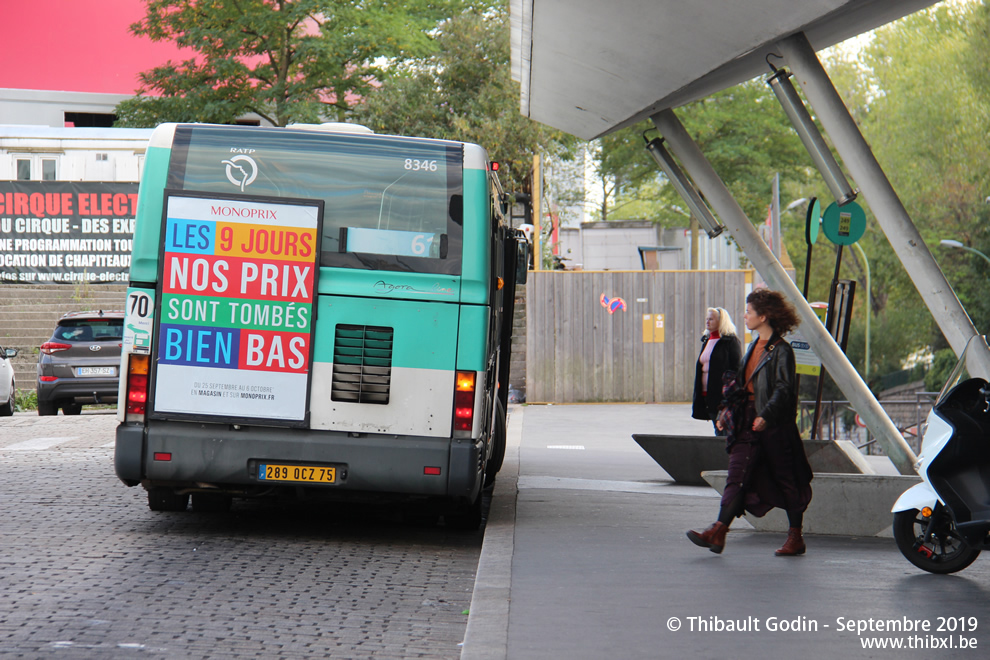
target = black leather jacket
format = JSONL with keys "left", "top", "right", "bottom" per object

{"left": 692, "top": 332, "right": 742, "bottom": 420}
{"left": 741, "top": 333, "right": 797, "bottom": 428}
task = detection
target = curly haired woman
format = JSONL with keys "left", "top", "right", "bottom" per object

{"left": 687, "top": 288, "right": 813, "bottom": 556}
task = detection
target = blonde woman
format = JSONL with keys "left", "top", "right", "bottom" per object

{"left": 691, "top": 307, "right": 741, "bottom": 435}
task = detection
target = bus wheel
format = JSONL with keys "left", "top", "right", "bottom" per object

{"left": 484, "top": 398, "right": 507, "bottom": 488}
{"left": 148, "top": 488, "right": 189, "bottom": 512}
{"left": 191, "top": 492, "right": 232, "bottom": 513}
{"left": 445, "top": 493, "right": 483, "bottom": 531}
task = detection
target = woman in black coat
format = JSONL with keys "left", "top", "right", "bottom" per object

{"left": 691, "top": 307, "right": 742, "bottom": 435}
{"left": 686, "top": 289, "right": 813, "bottom": 557}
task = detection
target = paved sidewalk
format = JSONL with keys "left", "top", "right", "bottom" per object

{"left": 462, "top": 404, "right": 990, "bottom": 659}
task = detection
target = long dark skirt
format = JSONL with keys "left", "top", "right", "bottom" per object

{"left": 721, "top": 401, "right": 813, "bottom": 518}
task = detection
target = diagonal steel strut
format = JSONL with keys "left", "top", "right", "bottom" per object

{"left": 651, "top": 108, "right": 918, "bottom": 475}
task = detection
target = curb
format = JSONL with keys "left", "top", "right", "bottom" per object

{"left": 460, "top": 405, "right": 522, "bottom": 660}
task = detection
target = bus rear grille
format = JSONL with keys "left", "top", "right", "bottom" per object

{"left": 331, "top": 325, "right": 393, "bottom": 404}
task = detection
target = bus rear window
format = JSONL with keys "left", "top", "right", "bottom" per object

{"left": 166, "top": 126, "right": 463, "bottom": 275}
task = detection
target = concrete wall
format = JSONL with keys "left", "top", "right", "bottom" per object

{"left": 660, "top": 227, "right": 743, "bottom": 270}
{"left": 555, "top": 220, "right": 742, "bottom": 271}
{"left": 0, "top": 284, "right": 128, "bottom": 388}
{"left": 508, "top": 284, "right": 527, "bottom": 402}
{"left": 579, "top": 221, "right": 661, "bottom": 270}
{"left": 0, "top": 89, "right": 130, "bottom": 128}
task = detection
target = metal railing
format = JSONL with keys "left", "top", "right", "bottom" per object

{"left": 797, "top": 392, "right": 938, "bottom": 455}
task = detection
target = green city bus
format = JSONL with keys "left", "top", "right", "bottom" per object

{"left": 114, "top": 122, "right": 526, "bottom": 528}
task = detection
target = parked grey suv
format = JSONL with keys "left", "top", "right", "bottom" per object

{"left": 37, "top": 311, "right": 124, "bottom": 416}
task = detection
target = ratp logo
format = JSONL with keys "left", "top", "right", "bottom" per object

{"left": 222, "top": 155, "right": 258, "bottom": 191}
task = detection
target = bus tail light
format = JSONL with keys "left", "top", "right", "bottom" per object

{"left": 125, "top": 354, "right": 150, "bottom": 421}
{"left": 454, "top": 371, "right": 476, "bottom": 432}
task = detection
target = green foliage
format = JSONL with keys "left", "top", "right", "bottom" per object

{"left": 856, "top": 3, "right": 990, "bottom": 351}
{"left": 590, "top": 78, "right": 812, "bottom": 225}
{"left": 925, "top": 348, "right": 957, "bottom": 393}
{"left": 116, "top": 0, "right": 458, "bottom": 127}
{"left": 788, "top": 2, "right": 990, "bottom": 388}
{"left": 590, "top": 121, "right": 659, "bottom": 222}
{"left": 676, "top": 80, "right": 812, "bottom": 224}
{"left": 354, "top": 1, "right": 574, "bottom": 193}
{"left": 14, "top": 389, "right": 37, "bottom": 413}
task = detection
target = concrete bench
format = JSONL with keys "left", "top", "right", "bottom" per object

{"left": 633, "top": 434, "right": 875, "bottom": 486}
{"left": 701, "top": 470, "right": 922, "bottom": 537}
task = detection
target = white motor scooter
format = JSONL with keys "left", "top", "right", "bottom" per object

{"left": 891, "top": 334, "right": 990, "bottom": 574}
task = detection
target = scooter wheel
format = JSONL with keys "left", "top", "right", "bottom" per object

{"left": 893, "top": 508, "right": 981, "bottom": 574}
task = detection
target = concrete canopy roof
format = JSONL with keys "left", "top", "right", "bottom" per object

{"left": 511, "top": 0, "right": 941, "bottom": 140}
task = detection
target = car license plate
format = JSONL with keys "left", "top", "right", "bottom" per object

{"left": 258, "top": 464, "right": 336, "bottom": 484}
{"left": 77, "top": 367, "right": 115, "bottom": 376}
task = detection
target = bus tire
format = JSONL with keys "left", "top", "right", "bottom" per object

{"left": 484, "top": 398, "right": 507, "bottom": 488}
{"left": 445, "top": 493, "right": 483, "bottom": 531}
{"left": 191, "top": 492, "right": 232, "bottom": 513}
{"left": 148, "top": 488, "right": 189, "bottom": 512}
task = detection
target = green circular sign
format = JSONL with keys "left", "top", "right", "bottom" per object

{"left": 822, "top": 200, "right": 866, "bottom": 246}
{"left": 805, "top": 198, "right": 821, "bottom": 246}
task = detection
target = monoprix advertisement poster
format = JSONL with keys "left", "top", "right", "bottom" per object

{"left": 151, "top": 192, "right": 323, "bottom": 424}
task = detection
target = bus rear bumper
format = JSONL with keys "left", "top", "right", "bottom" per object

{"left": 115, "top": 423, "right": 145, "bottom": 487}
{"left": 116, "top": 420, "right": 483, "bottom": 501}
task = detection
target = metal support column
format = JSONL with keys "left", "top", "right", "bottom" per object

{"left": 531, "top": 153, "right": 542, "bottom": 271}
{"left": 777, "top": 32, "right": 979, "bottom": 359}
{"left": 652, "top": 108, "right": 918, "bottom": 475}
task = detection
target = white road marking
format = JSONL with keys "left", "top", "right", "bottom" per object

{"left": 546, "top": 445, "right": 585, "bottom": 450}
{"left": 2, "top": 436, "right": 78, "bottom": 451}
{"left": 518, "top": 475, "right": 719, "bottom": 498}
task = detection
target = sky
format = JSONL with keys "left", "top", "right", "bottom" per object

{"left": 0, "top": 0, "right": 190, "bottom": 95}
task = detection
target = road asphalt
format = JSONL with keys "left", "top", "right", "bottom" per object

{"left": 461, "top": 403, "right": 990, "bottom": 660}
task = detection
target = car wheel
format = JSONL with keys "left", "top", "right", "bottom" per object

{"left": 61, "top": 402, "right": 83, "bottom": 415}
{"left": 0, "top": 383, "right": 13, "bottom": 416}
{"left": 37, "top": 399, "right": 58, "bottom": 416}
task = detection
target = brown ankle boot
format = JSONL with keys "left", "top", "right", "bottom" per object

{"left": 775, "top": 527, "right": 806, "bottom": 556}
{"left": 686, "top": 522, "right": 728, "bottom": 554}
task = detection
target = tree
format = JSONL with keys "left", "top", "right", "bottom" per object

{"left": 353, "top": 1, "right": 576, "bottom": 194}
{"left": 851, "top": 1, "right": 990, "bottom": 366}
{"left": 924, "top": 348, "right": 957, "bottom": 393}
{"left": 676, "top": 79, "right": 811, "bottom": 224}
{"left": 589, "top": 121, "right": 659, "bottom": 222}
{"left": 780, "top": 2, "right": 990, "bottom": 388}
{"left": 587, "top": 78, "right": 811, "bottom": 226}
{"left": 115, "top": 0, "right": 456, "bottom": 127}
